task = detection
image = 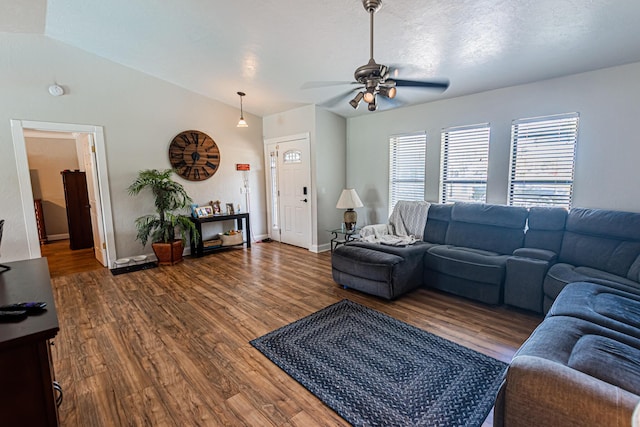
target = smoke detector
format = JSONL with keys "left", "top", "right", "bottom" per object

{"left": 48, "top": 84, "right": 65, "bottom": 97}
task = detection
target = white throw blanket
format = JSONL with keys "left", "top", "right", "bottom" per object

{"left": 359, "top": 200, "right": 431, "bottom": 246}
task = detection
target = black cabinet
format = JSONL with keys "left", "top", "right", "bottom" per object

{"left": 0, "top": 258, "right": 60, "bottom": 426}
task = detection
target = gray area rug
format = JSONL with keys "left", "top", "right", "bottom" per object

{"left": 250, "top": 299, "right": 507, "bottom": 427}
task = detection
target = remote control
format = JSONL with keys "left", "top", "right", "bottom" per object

{"left": 0, "top": 302, "right": 47, "bottom": 313}
{"left": 0, "top": 310, "right": 28, "bottom": 322}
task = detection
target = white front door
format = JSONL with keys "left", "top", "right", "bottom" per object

{"left": 278, "top": 138, "right": 311, "bottom": 248}
{"left": 264, "top": 135, "right": 312, "bottom": 249}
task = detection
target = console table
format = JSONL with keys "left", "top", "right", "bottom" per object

{"left": 189, "top": 213, "right": 251, "bottom": 257}
{"left": 0, "top": 258, "right": 60, "bottom": 426}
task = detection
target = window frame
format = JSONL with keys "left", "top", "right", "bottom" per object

{"left": 508, "top": 112, "right": 579, "bottom": 209}
{"left": 388, "top": 132, "right": 427, "bottom": 216}
{"left": 440, "top": 123, "right": 491, "bottom": 204}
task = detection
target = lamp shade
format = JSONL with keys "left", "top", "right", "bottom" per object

{"left": 336, "top": 189, "right": 364, "bottom": 209}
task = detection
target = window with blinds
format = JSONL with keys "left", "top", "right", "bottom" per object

{"left": 389, "top": 132, "right": 427, "bottom": 215}
{"left": 508, "top": 112, "right": 579, "bottom": 208}
{"left": 440, "top": 123, "right": 490, "bottom": 203}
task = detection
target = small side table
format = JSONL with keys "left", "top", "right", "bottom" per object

{"left": 329, "top": 227, "right": 360, "bottom": 252}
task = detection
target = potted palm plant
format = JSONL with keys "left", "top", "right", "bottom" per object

{"left": 128, "top": 169, "right": 198, "bottom": 265}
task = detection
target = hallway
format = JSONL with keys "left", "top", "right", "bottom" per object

{"left": 40, "top": 239, "right": 104, "bottom": 277}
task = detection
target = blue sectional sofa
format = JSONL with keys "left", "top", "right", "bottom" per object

{"left": 331, "top": 201, "right": 640, "bottom": 426}
{"left": 331, "top": 202, "right": 640, "bottom": 311}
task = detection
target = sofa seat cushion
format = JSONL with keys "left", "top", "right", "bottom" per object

{"left": 425, "top": 245, "right": 509, "bottom": 285}
{"left": 547, "top": 282, "right": 640, "bottom": 339}
{"left": 544, "top": 263, "right": 640, "bottom": 301}
{"left": 568, "top": 334, "right": 640, "bottom": 396}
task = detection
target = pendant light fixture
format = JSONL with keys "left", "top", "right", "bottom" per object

{"left": 237, "top": 91, "right": 248, "bottom": 128}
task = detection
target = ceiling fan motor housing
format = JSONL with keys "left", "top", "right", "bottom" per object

{"left": 362, "top": 0, "right": 382, "bottom": 13}
{"left": 354, "top": 59, "right": 385, "bottom": 82}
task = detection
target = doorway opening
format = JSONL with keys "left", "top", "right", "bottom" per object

{"left": 10, "top": 120, "right": 116, "bottom": 273}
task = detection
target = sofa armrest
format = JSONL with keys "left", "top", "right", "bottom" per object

{"left": 512, "top": 247, "right": 558, "bottom": 263}
{"left": 504, "top": 255, "right": 552, "bottom": 313}
{"left": 495, "top": 355, "right": 638, "bottom": 427}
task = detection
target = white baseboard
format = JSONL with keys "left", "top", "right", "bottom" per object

{"left": 310, "top": 243, "right": 331, "bottom": 253}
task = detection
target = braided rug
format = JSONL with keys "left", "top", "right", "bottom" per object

{"left": 250, "top": 299, "right": 507, "bottom": 427}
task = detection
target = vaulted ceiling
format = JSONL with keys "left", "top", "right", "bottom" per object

{"left": 3, "top": 0, "right": 640, "bottom": 118}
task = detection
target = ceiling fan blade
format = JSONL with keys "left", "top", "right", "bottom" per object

{"left": 320, "top": 86, "right": 364, "bottom": 108}
{"left": 301, "top": 81, "right": 358, "bottom": 90}
{"left": 394, "top": 79, "right": 450, "bottom": 90}
{"left": 376, "top": 95, "right": 408, "bottom": 111}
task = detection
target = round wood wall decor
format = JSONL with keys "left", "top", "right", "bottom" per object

{"left": 168, "top": 130, "right": 220, "bottom": 181}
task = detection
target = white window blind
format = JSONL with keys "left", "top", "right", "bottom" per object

{"left": 440, "top": 123, "right": 490, "bottom": 203}
{"left": 389, "top": 132, "right": 427, "bottom": 215}
{"left": 508, "top": 112, "right": 579, "bottom": 208}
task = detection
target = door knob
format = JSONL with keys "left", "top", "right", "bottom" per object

{"left": 300, "top": 198, "right": 308, "bottom": 203}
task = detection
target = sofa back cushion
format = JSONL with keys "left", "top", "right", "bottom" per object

{"left": 445, "top": 203, "right": 528, "bottom": 254}
{"left": 524, "top": 207, "right": 568, "bottom": 253}
{"left": 559, "top": 208, "right": 640, "bottom": 278}
{"left": 423, "top": 203, "right": 452, "bottom": 244}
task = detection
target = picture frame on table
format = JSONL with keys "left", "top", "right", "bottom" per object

{"left": 195, "top": 205, "right": 214, "bottom": 218}
{"left": 211, "top": 200, "right": 222, "bottom": 215}
{"left": 226, "top": 203, "right": 235, "bottom": 215}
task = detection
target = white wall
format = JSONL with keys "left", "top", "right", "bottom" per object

{"left": 315, "top": 108, "right": 347, "bottom": 249}
{"left": 347, "top": 61, "right": 640, "bottom": 224}
{"left": 0, "top": 33, "right": 265, "bottom": 262}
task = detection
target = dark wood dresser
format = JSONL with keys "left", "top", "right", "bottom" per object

{"left": 61, "top": 170, "right": 94, "bottom": 250}
{"left": 0, "top": 258, "right": 60, "bottom": 426}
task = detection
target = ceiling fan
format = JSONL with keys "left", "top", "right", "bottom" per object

{"left": 307, "top": 0, "right": 449, "bottom": 112}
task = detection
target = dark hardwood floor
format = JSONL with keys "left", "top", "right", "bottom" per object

{"left": 46, "top": 241, "right": 542, "bottom": 426}
{"left": 41, "top": 239, "right": 104, "bottom": 278}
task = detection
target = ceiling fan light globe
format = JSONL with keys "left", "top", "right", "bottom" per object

{"left": 368, "top": 102, "right": 377, "bottom": 111}
{"left": 387, "top": 86, "right": 397, "bottom": 98}
{"left": 379, "top": 86, "right": 396, "bottom": 99}
{"left": 363, "top": 91, "right": 375, "bottom": 103}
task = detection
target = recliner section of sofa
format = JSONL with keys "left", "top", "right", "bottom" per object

{"left": 542, "top": 207, "right": 640, "bottom": 312}
{"left": 423, "top": 203, "right": 528, "bottom": 304}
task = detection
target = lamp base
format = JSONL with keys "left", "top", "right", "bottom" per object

{"left": 344, "top": 209, "right": 357, "bottom": 232}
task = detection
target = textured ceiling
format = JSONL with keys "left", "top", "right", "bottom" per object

{"left": 4, "top": 0, "right": 640, "bottom": 117}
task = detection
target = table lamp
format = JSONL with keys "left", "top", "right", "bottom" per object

{"left": 336, "top": 189, "right": 364, "bottom": 232}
